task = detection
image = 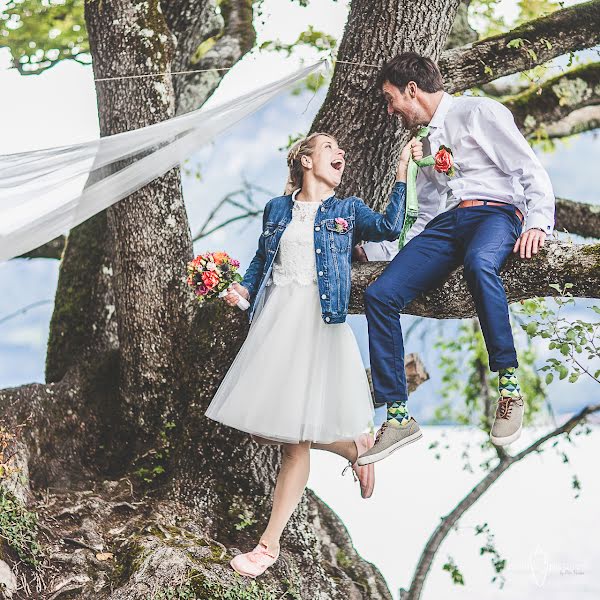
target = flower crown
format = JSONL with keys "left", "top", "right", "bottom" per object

{"left": 287, "top": 143, "right": 304, "bottom": 165}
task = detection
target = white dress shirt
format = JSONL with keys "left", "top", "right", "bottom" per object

{"left": 363, "top": 91, "right": 555, "bottom": 261}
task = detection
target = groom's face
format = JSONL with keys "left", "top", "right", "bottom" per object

{"left": 381, "top": 81, "right": 423, "bottom": 129}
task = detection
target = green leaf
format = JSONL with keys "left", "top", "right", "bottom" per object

{"left": 545, "top": 372, "right": 554, "bottom": 385}
{"left": 507, "top": 38, "right": 524, "bottom": 49}
{"left": 526, "top": 322, "right": 538, "bottom": 335}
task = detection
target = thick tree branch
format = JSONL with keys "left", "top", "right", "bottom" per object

{"left": 440, "top": 0, "right": 600, "bottom": 94}
{"left": 505, "top": 63, "right": 600, "bottom": 134}
{"left": 542, "top": 105, "right": 600, "bottom": 139}
{"left": 555, "top": 197, "right": 600, "bottom": 239}
{"left": 349, "top": 241, "right": 600, "bottom": 318}
{"left": 172, "top": 0, "right": 256, "bottom": 115}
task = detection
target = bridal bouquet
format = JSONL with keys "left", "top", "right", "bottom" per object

{"left": 186, "top": 251, "right": 243, "bottom": 306}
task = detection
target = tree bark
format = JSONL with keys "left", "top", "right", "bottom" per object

{"left": 18, "top": 235, "right": 65, "bottom": 260}
{"left": 505, "top": 63, "right": 600, "bottom": 135}
{"left": 45, "top": 212, "right": 118, "bottom": 383}
{"left": 45, "top": 0, "right": 254, "bottom": 385}
{"left": 165, "top": 0, "right": 257, "bottom": 116}
{"left": 440, "top": 0, "right": 600, "bottom": 94}
{"left": 4, "top": 0, "right": 600, "bottom": 597}
{"left": 555, "top": 197, "right": 600, "bottom": 239}
{"left": 444, "top": 0, "right": 478, "bottom": 50}
{"left": 349, "top": 241, "right": 600, "bottom": 318}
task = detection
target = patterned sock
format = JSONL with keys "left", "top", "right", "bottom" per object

{"left": 386, "top": 400, "right": 410, "bottom": 428}
{"left": 498, "top": 367, "right": 521, "bottom": 399}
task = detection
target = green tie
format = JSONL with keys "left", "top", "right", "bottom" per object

{"left": 398, "top": 126, "right": 436, "bottom": 248}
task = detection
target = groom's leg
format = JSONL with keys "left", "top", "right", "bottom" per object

{"left": 459, "top": 205, "right": 525, "bottom": 446}
{"left": 364, "top": 211, "right": 461, "bottom": 406}
{"left": 459, "top": 206, "right": 522, "bottom": 371}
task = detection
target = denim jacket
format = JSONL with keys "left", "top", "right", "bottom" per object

{"left": 241, "top": 182, "right": 406, "bottom": 324}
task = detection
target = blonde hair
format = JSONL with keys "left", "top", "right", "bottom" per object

{"left": 284, "top": 132, "right": 338, "bottom": 195}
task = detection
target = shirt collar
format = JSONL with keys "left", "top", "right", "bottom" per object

{"left": 428, "top": 92, "right": 453, "bottom": 131}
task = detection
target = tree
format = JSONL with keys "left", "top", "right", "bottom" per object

{"left": 1, "top": 1, "right": 599, "bottom": 599}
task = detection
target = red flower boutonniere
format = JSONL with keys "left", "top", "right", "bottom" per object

{"left": 434, "top": 145, "right": 458, "bottom": 177}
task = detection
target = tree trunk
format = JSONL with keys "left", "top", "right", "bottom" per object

{"left": 82, "top": 0, "right": 194, "bottom": 457}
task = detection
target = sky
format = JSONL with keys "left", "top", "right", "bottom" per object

{"left": 0, "top": 2, "right": 599, "bottom": 598}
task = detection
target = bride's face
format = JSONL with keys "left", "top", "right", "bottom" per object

{"left": 302, "top": 135, "right": 345, "bottom": 188}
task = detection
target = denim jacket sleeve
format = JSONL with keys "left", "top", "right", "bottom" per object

{"left": 240, "top": 200, "right": 271, "bottom": 301}
{"left": 354, "top": 181, "right": 406, "bottom": 242}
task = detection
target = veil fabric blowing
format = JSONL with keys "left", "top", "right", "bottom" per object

{"left": 0, "top": 61, "right": 325, "bottom": 262}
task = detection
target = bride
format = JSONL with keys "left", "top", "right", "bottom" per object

{"left": 205, "top": 131, "right": 422, "bottom": 577}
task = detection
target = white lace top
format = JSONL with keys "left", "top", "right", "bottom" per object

{"left": 271, "top": 198, "right": 320, "bottom": 287}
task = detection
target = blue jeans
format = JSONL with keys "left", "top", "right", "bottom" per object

{"left": 364, "top": 204, "right": 523, "bottom": 405}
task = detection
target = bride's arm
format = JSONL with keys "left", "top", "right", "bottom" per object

{"left": 353, "top": 138, "right": 423, "bottom": 243}
{"left": 239, "top": 200, "right": 272, "bottom": 302}
{"left": 353, "top": 182, "right": 407, "bottom": 243}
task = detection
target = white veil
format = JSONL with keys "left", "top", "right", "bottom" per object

{"left": 0, "top": 61, "right": 326, "bottom": 262}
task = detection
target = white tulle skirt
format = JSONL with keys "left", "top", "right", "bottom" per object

{"left": 205, "top": 282, "right": 374, "bottom": 444}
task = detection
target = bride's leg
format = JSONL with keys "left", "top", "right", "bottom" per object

{"left": 314, "top": 436, "right": 375, "bottom": 499}
{"left": 312, "top": 440, "right": 358, "bottom": 463}
{"left": 259, "top": 441, "right": 311, "bottom": 553}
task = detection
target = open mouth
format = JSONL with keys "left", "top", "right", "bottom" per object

{"left": 331, "top": 158, "right": 344, "bottom": 172}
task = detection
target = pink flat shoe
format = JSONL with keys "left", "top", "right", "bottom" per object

{"left": 342, "top": 433, "right": 375, "bottom": 498}
{"left": 230, "top": 542, "right": 279, "bottom": 578}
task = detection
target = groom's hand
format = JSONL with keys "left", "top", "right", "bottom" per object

{"left": 513, "top": 228, "right": 546, "bottom": 259}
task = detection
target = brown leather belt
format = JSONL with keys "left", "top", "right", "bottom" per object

{"left": 458, "top": 199, "right": 524, "bottom": 224}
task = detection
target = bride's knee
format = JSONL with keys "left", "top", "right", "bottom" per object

{"left": 281, "top": 441, "right": 311, "bottom": 460}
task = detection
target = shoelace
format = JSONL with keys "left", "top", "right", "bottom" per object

{"left": 374, "top": 422, "right": 388, "bottom": 444}
{"left": 496, "top": 396, "right": 523, "bottom": 419}
{"left": 341, "top": 462, "right": 358, "bottom": 482}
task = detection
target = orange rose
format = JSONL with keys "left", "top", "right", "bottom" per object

{"left": 212, "top": 251, "right": 228, "bottom": 265}
{"left": 434, "top": 146, "right": 453, "bottom": 174}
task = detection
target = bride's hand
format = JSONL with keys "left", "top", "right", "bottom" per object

{"left": 223, "top": 283, "right": 250, "bottom": 306}
{"left": 396, "top": 138, "right": 424, "bottom": 182}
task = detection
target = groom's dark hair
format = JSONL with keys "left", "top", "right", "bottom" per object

{"left": 377, "top": 52, "right": 444, "bottom": 93}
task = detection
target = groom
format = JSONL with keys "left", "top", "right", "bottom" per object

{"left": 357, "top": 52, "right": 555, "bottom": 466}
